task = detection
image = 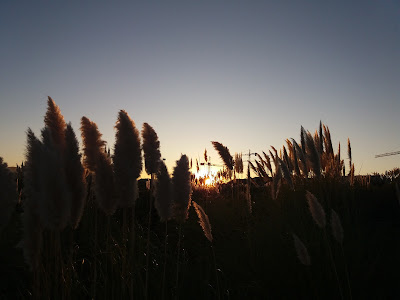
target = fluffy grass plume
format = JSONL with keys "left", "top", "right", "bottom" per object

{"left": 318, "top": 120, "right": 324, "bottom": 154}
{"left": 65, "top": 123, "right": 86, "bottom": 229}
{"left": 347, "top": 138, "right": 352, "bottom": 171}
{"left": 278, "top": 157, "right": 294, "bottom": 190}
{"left": 314, "top": 130, "right": 322, "bottom": 156}
{"left": 44, "top": 96, "right": 66, "bottom": 150}
{"left": 293, "top": 234, "right": 311, "bottom": 266}
{"left": 330, "top": 209, "right": 344, "bottom": 244}
{"left": 306, "top": 191, "right": 326, "bottom": 228}
{"left": 142, "top": 123, "right": 161, "bottom": 175}
{"left": 25, "top": 127, "right": 70, "bottom": 230}
{"left": 24, "top": 129, "right": 42, "bottom": 209}
{"left": 282, "top": 146, "right": 293, "bottom": 173}
{"left": 0, "top": 157, "right": 17, "bottom": 230}
{"left": 291, "top": 139, "right": 307, "bottom": 176}
{"left": 323, "top": 124, "right": 334, "bottom": 157}
{"left": 114, "top": 110, "right": 142, "bottom": 207}
{"left": 80, "top": 116, "right": 106, "bottom": 172}
{"left": 305, "top": 131, "right": 321, "bottom": 177}
{"left": 262, "top": 151, "right": 273, "bottom": 175}
{"left": 350, "top": 163, "right": 355, "bottom": 185}
{"left": 271, "top": 153, "right": 282, "bottom": 200}
{"left": 292, "top": 144, "right": 301, "bottom": 176}
{"left": 300, "top": 126, "right": 306, "bottom": 152}
{"left": 172, "top": 155, "right": 192, "bottom": 223}
{"left": 211, "top": 141, "right": 233, "bottom": 170}
{"left": 234, "top": 153, "right": 244, "bottom": 174}
{"left": 21, "top": 129, "right": 44, "bottom": 269}
{"left": 255, "top": 160, "right": 268, "bottom": 181}
{"left": 192, "top": 201, "right": 213, "bottom": 242}
{"left": 38, "top": 127, "right": 71, "bottom": 230}
{"left": 155, "top": 161, "right": 173, "bottom": 222}
{"left": 95, "top": 153, "right": 117, "bottom": 215}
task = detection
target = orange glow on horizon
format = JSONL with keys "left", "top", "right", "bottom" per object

{"left": 192, "top": 166, "right": 221, "bottom": 186}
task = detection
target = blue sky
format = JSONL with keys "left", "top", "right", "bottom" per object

{"left": 1, "top": 1, "right": 399, "bottom": 175}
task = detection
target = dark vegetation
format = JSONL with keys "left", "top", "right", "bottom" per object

{"left": 0, "top": 97, "right": 399, "bottom": 299}
{"left": 1, "top": 170, "right": 400, "bottom": 299}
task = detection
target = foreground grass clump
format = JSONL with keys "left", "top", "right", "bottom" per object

{"left": 0, "top": 99, "right": 399, "bottom": 299}
{"left": 1, "top": 164, "right": 400, "bottom": 298}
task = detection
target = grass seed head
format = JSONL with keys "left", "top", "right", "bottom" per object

{"left": 172, "top": 155, "right": 192, "bottom": 223}
{"left": 142, "top": 123, "right": 161, "bottom": 175}
{"left": 306, "top": 191, "right": 326, "bottom": 228}
{"left": 65, "top": 123, "right": 86, "bottom": 229}
{"left": 155, "top": 161, "right": 173, "bottom": 222}
{"left": 114, "top": 110, "right": 142, "bottom": 207}
{"left": 293, "top": 233, "right": 311, "bottom": 266}
{"left": 192, "top": 201, "right": 213, "bottom": 242}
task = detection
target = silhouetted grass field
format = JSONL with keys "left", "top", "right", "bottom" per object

{"left": 0, "top": 98, "right": 399, "bottom": 299}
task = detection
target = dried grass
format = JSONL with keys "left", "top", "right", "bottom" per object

{"left": 155, "top": 161, "right": 173, "bottom": 222}
{"left": 293, "top": 233, "right": 311, "bottom": 266}
{"left": 192, "top": 201, "right": 213, "bottom": 242}
{"left": 80, "top": 116, "right": 106, "bottom": 172}
{"left": 65, "top": 123, "right": 86, "bottom": 229}
{"left": 306, "top": 191, "right": 326, "bottom": 228}
{"left": 172, "top": 155, "right": 192, "bottom": 223}
{"left": 211, "top": 141, "right": 233, "bottom": 170}
{"left": 114, "top": 110, "right": 142, "bottom": 207}
{"left": 142, "top": 123, "right": 161, "bottom": 175}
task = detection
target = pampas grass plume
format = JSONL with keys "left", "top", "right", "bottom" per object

{"left": 331, "top": 209, "right": 344, "bottom": 244}
{"left": 192, "top": 201, "right": 213, "bottom": 242}
{"left": 306, "top": 132, "right": 321, "bottom": 177}
{"left": 155, "top": 161, "right": 173, "bottom": 222}
{"left": 44, "top": 96, "right": 66, "bottom": 150}
{"left": 142, "top": 123, "right": 161, "bottom": 175}
{"left": 306, "top": 191, "right": 326, "bottom": 228}
{"left": 293, "top": 233, "right": 311, "bottom": 266}
{"left": 21, "top": 130, "right": 44, "bottom": 269}
{"left": 65, "top": 123, "right": 86, "bottom": 229}
{"left": 278, "top": 157, "right": 294, "bottom": 190}
{"left": 95, "top": 153, "right": 117, "bottom": 215}
{"left": 172, "top": 155, "right": 192, "bottom": 223}
{"left": 114, "top": 110, "right": 142, "bottom": 207}
{"left": 80, "top": 116, "right": 106, "bottom": 172}
{"left": 234, "top": 153, "right": 243, "bottom": 174}
{"left": 211, "top": 141, "right": 233, "bottom": 170}
{"left": 347, "top": 138, "right": 352, "bottom": 171}
{"left": 291, "top": 139, "right": 307, "bottom": 176}
{"left": 38, "top": 127, "right": 71, "bottom": 230}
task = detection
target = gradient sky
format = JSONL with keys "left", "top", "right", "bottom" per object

{"left": 1, "top": 1, "right": 399, "bottom": 175}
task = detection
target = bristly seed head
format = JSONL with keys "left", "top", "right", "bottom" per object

{"left": 306, "top": 191, "right": 326, "bottom": 228}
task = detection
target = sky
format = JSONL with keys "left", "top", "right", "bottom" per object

{"left": 1, "top": 0, "right": 399, "bottom": 176}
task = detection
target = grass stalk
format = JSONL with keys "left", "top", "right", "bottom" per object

{"left": 175, "top": 223, "right": 182, "bottom": 300}
{"left": 323, "top": 230, "right": 343, "bottom": 299}
{"left": 145, "top": 173, "right": 154, "bottom": 300}
{"left": 162, "top": 220, "right": 168, "bottom": 300}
